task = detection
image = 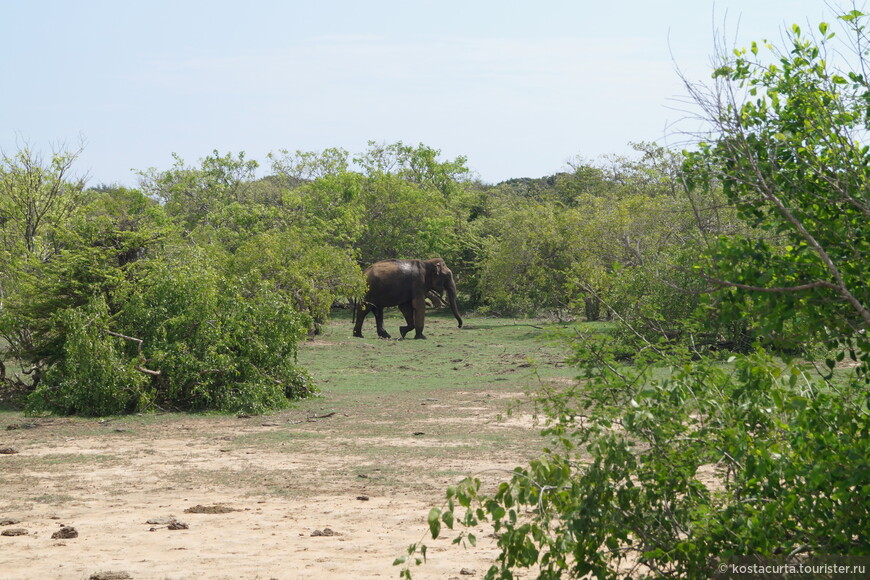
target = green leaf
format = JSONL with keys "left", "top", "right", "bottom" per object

{"left": 427, "top": 507, "right": 442, "bottom": 538}
{"left": 840, "top": 10, "right": 864, "bottom": 23}
{"left": 442, "top": 509, "right": 455, "bottom": 529}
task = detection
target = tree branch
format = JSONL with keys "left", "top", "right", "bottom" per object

{"left": 752, "top": 170, "right": 870, "bottom": 328}
{"left": 700, "top": 275, "right": 839, "bottom": 294}
{"left": 105, "top": 330, "right": 161, "bottom": 376}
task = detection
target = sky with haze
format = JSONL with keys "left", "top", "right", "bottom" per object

{"left": 0, "top": 0, "right": 840, "bottom": 185}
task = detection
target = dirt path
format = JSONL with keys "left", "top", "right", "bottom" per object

{"left": 0, "top": 381, "right": 554, "bottom": 579}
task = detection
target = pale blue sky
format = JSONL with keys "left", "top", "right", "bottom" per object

{"left": 0, "top": 1, "right": 841, "bottom": 185}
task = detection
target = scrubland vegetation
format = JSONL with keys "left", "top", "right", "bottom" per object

{"left": 1, "top": 9, "right": 868, "bottom": 580}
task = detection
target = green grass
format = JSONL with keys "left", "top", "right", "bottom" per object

{"left": 300, "top": 309, "right": 582, "bottom": 397}
{"left": 230, "top": 429, "right": 326, "bottom": 448}
{"left": 26, "top": 493, "right": 78, "bottom": 505}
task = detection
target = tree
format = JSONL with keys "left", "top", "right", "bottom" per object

{"left": 0, "top": 143, "right": 90, "bottom": 384}
{"left": 474, "top": 144, "right": 703, "bottom": 325}
{"left": 266, "top": 148, "right": 362, "bottom": 246}
{"left": 353, "top": 140, "right": 471, "bottom": 199}
{"left": 477, "top": 197, "right": 580, "bottom": 315}
{"left": 268, "top": 146, "right": 350, "bottom": 183}
{"left": 229, "top": 230, "right": 365, "bottom": 332}
{"left": 137, "top": 150, "right": 259, "bottom": 230}
{"left": 1, "top": 146, "right": 316, "bottom": 415}
{"left": 22, "top": 245, "right": 314, "bottom": 416}
{"left": 684, "top": 12, "right": 870, "bottom": 367}
{"left": 0, "top": 142, "right": 86, "bottom": 257}
{"left": 0, "top": 185, "right": 170, "bottom": 377}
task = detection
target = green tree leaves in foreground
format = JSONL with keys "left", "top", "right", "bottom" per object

{"left": 685, "top": 14, "right": 870, "bottom": 367}
{"left": 400, "top": 10, "right": 870, "bottom": 579}
{"left": 403, "top": 350, "right": 868, "bottom": 578}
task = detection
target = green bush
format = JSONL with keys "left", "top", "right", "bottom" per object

{"left": 402, "top": 349, "right": 869, "bottom": 578}
{"left": 477, "top": 198, "right": 588, "bottom": 316}
{"left": 27, "top": 298, "right": 151, "bottom": 416}
{"left": 22, "top": 247, "right": 314, "bottom": 416}
{"left": 229, "top": 229, "right": 365, "bottom": 332}
{"left": 113, "top": 250, "right": 314, "bottom": 413}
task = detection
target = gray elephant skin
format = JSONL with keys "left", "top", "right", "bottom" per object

{"left": 352, "top": 258, "right": 463, "bottom": 339}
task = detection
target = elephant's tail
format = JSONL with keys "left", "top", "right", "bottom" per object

{"left": 351, "top": 299, "right": 358, "bottom": 324}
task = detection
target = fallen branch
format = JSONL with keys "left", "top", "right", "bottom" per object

{"left": 105, "top": 330, "right": 161, "bottom": 376}
{"left": 307, "top": 411, "right": 336, "bottom": 421}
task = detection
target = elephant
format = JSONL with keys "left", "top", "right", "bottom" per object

{"left": 352, "top": 258, "right": 463, "bottom": 339}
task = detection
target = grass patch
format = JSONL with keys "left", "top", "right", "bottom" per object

{"left": 27, "top": 493, "right": 78, "bottom": 505}
{"left": 37, "top": 453, "right": 117, "bottom": 465}
{"left": 300, "top": 310, "right": 580, "bottom": 397}
{"left": 230, "top": 429, "right": 325, "bottom": 448}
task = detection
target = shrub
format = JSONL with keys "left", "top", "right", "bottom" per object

{"left": 229, "top": 230, "right": 365, "bottom": 332}
{"left": 27, "top": 298, "right": 151, "bottom": 416}
{"left": 24, "top": 247, "right": 314, "bottom": 416}
{"left": 113, "top": 249, "right": 314, "bottom": 413}
{"left": 401, "top": 348, "right": 869, "bottom": 578}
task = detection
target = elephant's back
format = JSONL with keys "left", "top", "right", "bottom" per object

{"left": 364, "top": 260, "right": 419, "bottom": 306}
{"left": 365, "top": 259, "right": 417, "bottom": 279}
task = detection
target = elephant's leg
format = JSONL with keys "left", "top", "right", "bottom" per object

{"left": 374, "top": 306, "right": 391, "bottom": 339}
{"left": 412, "top": 297, "right": 427, "bottom": 339}
{"left": 352, "top": 303, "right": 368, "bottom": 338}
{"left": 398, "top": 302, "right": 415, "bottom": 338}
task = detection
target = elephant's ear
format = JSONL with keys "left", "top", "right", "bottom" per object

{"left": 434, "top": 260, "right": 447, "bottom": 275}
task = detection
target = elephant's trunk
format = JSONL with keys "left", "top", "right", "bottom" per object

{"left": 446, "top": 279, "right": 463, "bottom": 328}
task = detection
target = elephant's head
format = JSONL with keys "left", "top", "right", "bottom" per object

{"left": 428, "top": 259, "right": 463, "bottom": 328}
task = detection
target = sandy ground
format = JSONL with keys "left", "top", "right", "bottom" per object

{"left": 0, "top": 387, "right": 546, "bottom": 580}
